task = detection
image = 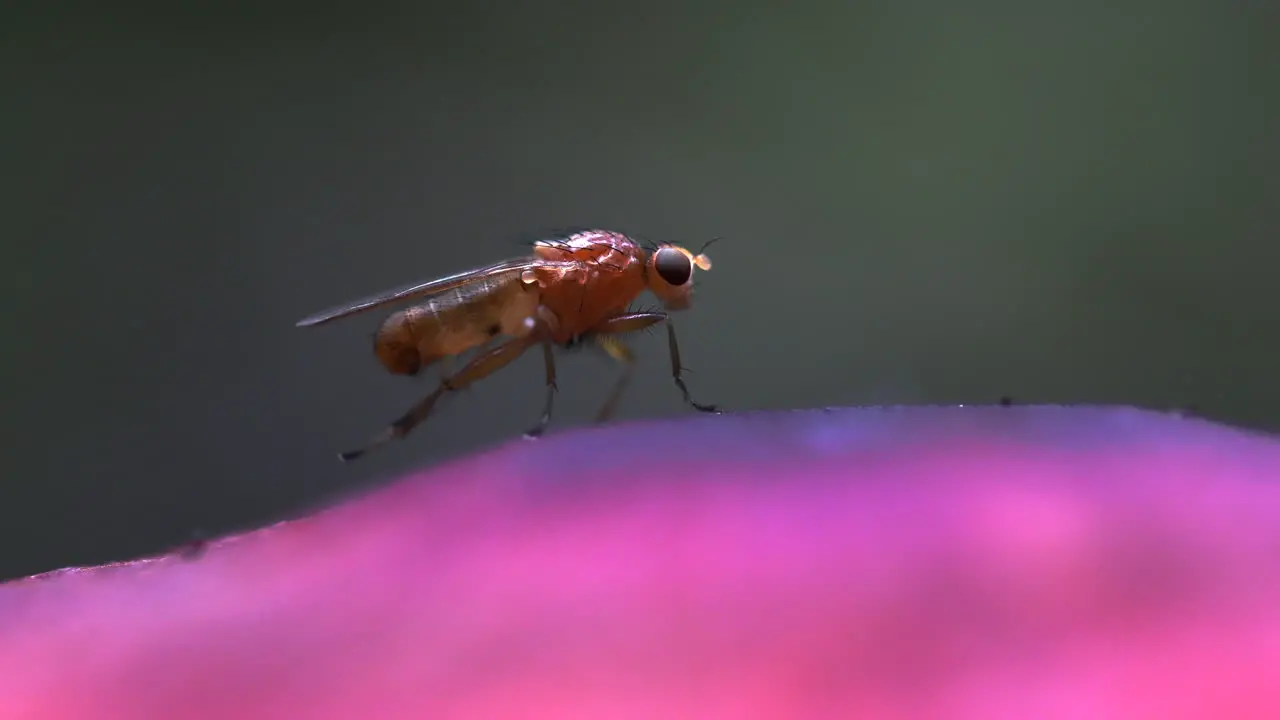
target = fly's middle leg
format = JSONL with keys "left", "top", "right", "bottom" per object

{"left": 522, "top": 305, "right": 562, "bottom": 439}
{"left": 591, "top": 335, "right": 636, "bottom": 424}
{"left": 580, "top": 313, "right": 656, "bottom": 423}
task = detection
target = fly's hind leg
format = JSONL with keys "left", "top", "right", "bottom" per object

{"left": 339, "top": 334, "right": 538, "bottom": 462}
{"left": 586, "top": 312, "right": 721, "bottom": 420}
{"left": 439, "top": 336, "right": 495, "bottom": 385}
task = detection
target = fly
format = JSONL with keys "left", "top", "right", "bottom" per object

{"left": 296, "top": 229, "right": 721, "bottom": 461}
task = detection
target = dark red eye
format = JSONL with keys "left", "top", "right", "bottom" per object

{"left": 654, "top": 248, "right": 692, "bottom": 286}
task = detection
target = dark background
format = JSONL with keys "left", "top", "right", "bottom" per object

{"left": 4, "top": 2, "right": 1277, "bottom": 581}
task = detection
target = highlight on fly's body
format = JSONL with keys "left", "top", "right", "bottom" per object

{"left": 294, "top": 228, "right": 723, "bottom": 463}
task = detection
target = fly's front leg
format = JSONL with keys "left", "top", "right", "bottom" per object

{"left": 664, "top": 317, "right": 720, "bottom": 413}
{"left": 586, "top": 312, "right": 721, "bottom": 419}
{"left": 339, "top": 334, "right": 538, "bottom": 462}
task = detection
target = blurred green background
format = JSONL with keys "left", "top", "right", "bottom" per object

{"left": 3, "top": 2, "right": 1277, "bottom": 580}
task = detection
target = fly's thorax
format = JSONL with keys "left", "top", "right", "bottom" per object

{"left": 536, "top": 256, "right": 648, "bottom": 341}
{"left": 532, "top": 229, "right": 637, "bottom": 262}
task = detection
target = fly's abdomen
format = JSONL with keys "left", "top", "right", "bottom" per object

{"left": 372, "top": 282, "right": 534, "bottom": 376}
{"left": 373, "top": 306, "right": 439, "bottom": 376}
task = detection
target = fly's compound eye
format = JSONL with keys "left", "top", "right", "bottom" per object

{"left": 654, "top": 247, "right": 693, "bottom": 286}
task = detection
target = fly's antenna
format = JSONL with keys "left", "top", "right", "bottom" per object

{"left": 689, "top": 236, "right": 719, "bottom": 271}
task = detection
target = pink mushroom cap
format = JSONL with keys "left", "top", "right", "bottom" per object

{"left": 3, "top": 405, "right": 1279, "bottom": 719}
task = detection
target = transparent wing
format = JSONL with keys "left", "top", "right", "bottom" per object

{"left": 295, "top": 258, "right": 576, "bottom": 328}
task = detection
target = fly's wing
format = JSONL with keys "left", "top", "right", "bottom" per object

{"left": 296, "top": 258, "right": 578, "bottom": 328}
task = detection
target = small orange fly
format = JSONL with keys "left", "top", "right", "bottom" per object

{"left": 296, "top": 229, "right": 721, "bottom": 462}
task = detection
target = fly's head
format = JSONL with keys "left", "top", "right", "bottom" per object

{"left": 645, "top": 241, "right": 714, "bottom": 311}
